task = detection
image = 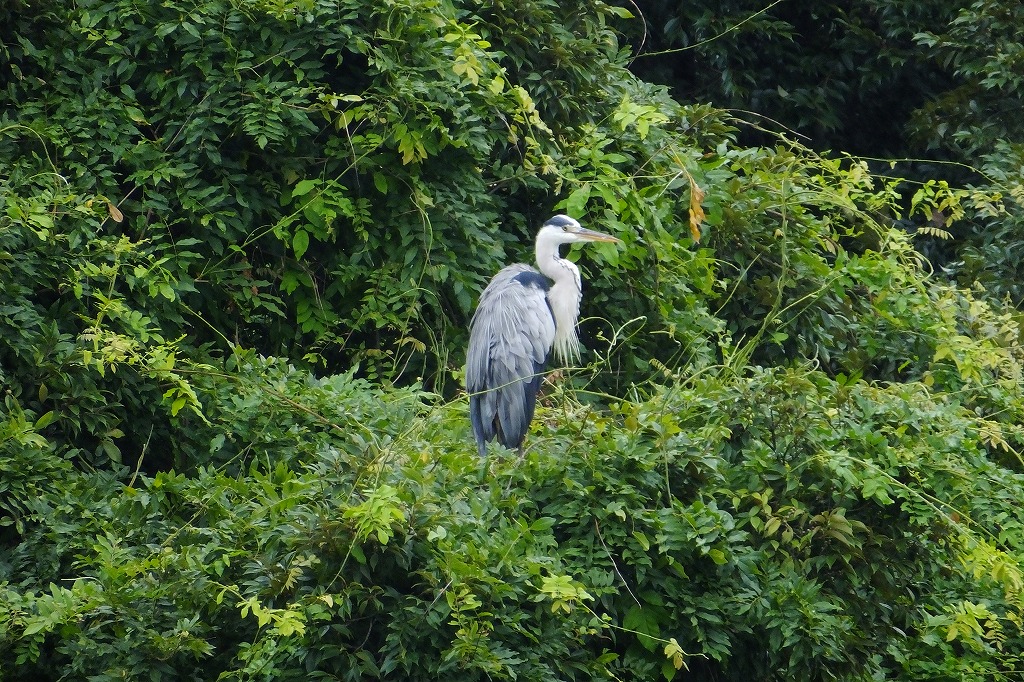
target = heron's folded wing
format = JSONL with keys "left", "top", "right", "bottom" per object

{"left": 467, "top": 265, "right": 556, "bottom": 449}
{"left": 467, "top": 265, "right": 555, "bottom": 390}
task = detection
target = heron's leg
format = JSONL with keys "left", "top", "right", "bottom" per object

{"left": 476, "top": 446, "right": 489, "bottom": 482}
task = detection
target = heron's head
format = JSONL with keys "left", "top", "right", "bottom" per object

{"left": 537, "top": 215, "right": 621, "bottom": 245}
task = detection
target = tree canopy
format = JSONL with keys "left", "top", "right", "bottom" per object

{"left": 1, "top": 0, "right": 1023, "bottom": 680}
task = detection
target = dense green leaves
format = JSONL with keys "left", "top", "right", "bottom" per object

{"left": 629, "top": 0, "right": 959, "bottom": 155}
{"left": 629, "top": 0, "right": 1024, "bottom": 310}
{"left": 5, "top": 363, "right": 1022, "bottom": 679}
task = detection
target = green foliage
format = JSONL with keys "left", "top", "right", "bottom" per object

{"left": 629, "top": 0, "right": 1024, "bottom": 314}
{"left": 950, "top": 143, "right": 1024, "bottom": 301}
{"left": 911, "top": 0, "right": 1024, "bottom": 156}
{"left": 2, "top": 0, "right": 1024, "bottom": 680}
{"left": 904, "top": 2, "right": 1024, "bottom": 304}
{"left": 0, "top": 155, "right": 202, "bottom": 470}
{"left": 0, "top": 0, "right": 655, "bottom": 390}
{"left": 4, "top": 363, "right": 1024, "bottom": 680}
{"left": 629, "top": 0, "right": 959, "bottom": 155}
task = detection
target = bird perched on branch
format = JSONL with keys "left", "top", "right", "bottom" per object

{"left": 466, "top": 215, "right": 621, "bottom": 459}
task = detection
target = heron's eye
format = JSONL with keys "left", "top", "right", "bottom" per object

{"left": 562, "top": 225, "right": 570, "bottom": 231}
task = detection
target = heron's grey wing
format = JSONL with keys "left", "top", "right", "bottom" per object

{"left": 467, "top": 265, "right": 555, "bottom": 455}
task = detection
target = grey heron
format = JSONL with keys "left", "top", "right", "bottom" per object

{"left": 466, "top": 215, "right": 621, "bottom": 458}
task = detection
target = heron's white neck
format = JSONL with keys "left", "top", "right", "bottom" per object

{"left": 536, "top": 236, "right": 582, "bottom": 364}
{"left": 535, "top": 233, "right": 564, "bottom": 281}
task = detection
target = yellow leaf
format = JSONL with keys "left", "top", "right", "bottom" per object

{"left": 688, "top": 179, "right": 706, "bottom": 243}
{"left": 664, "top": 637, "right": 686, "bottom": 670}
{"left": 107, "top": 201, "right": 124, "bottom": 223}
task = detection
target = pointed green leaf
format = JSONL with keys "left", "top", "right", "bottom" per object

{"left": 293, "top": 229, "right": 310, "bottom": 259}
{"left": 293, "top": 179, "right": 318, "bottom": 197}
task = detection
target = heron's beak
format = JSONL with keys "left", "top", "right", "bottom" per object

{"left": 576, "top": 228, "right": 621, "bottom": 243}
